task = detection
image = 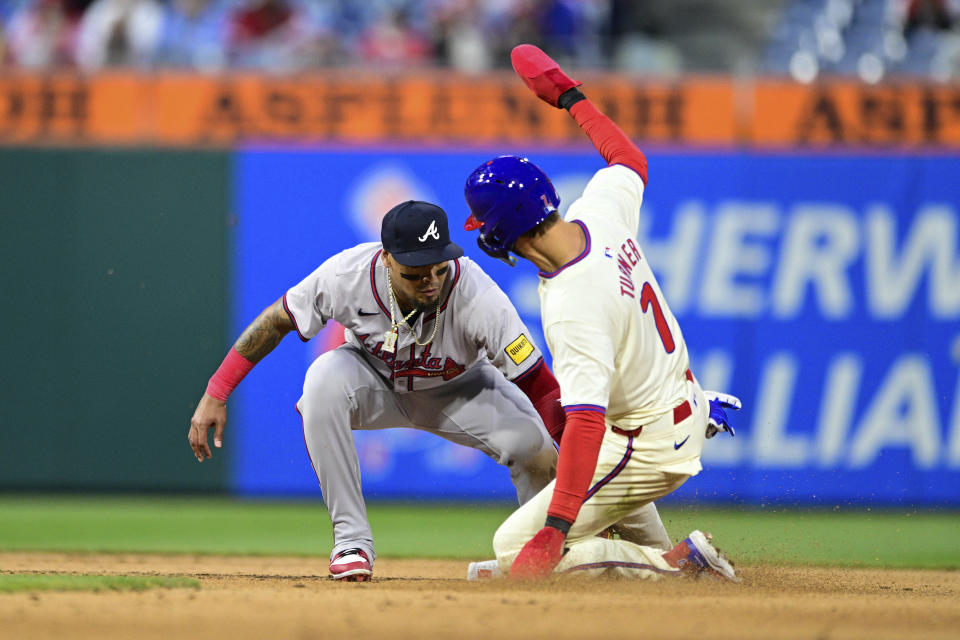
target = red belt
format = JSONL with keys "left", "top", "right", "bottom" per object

{"left": 611, "top": 369, "right": 694, "bottom": 437}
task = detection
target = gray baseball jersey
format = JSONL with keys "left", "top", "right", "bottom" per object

{"left": 283, "top": 242, "right": 557, "bottom": 566}
{"left": 283, "top": 242, "right": 544, "bottom": 389}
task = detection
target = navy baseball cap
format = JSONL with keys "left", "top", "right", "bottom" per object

{"left": 380, "top": 201, "right": 464, "bottom": 267}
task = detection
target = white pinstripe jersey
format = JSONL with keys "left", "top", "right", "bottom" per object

{"left": 283, "top": 243, "right": 543, "bottom": 392}
{"left": 538, "top": 165, "right": 691, "bottom": 427}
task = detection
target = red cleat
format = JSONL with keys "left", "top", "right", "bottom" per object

{"left": 329, "top": 548, "right": 372, "bottom": 582}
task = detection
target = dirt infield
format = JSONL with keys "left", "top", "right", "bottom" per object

{"left": 1, "top": 552, "right": 958, "bottom": 640}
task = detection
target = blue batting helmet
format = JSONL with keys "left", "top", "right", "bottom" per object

{"left": 463, "top": 155, "right": 560, "bottom": 266}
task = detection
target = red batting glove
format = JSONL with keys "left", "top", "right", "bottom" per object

{"left": 509, "top": 526, "right": 566, "bottom": 580}
{"left": 510, "top": 44, "right": 581, "bottom": 108}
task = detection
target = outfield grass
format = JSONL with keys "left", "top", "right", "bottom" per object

{"left": 657, "top": 507, "right": 960, "bottom": 569}
{"left": 0, "top": 574, "right": 199, "bottom": 593}
{"left": 0, "top": 495, "right": 505, "bottom": 558}
{"left": 0, "top": 495, "right": 957, "bottom": 569}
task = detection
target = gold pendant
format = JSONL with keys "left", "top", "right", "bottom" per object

{"left": 383, "top": 329, "right": 397, "bottom": 353}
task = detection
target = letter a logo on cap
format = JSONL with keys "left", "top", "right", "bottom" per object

{"left": 418, "top": 220, "right": 441, "bottom": 242}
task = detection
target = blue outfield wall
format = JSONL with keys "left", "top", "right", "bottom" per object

{"left": 230, "top": 146, "right": 960, "bottom": 506}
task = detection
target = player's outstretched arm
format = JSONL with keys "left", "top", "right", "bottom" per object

{"left": 511, "top": 44, "right": 648, "bottom": 183}
{"left": 188, "top": 297, "right": 295, "bottom": 462}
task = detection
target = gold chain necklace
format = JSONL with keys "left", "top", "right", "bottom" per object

{"left": 383, "top": 269, "right": 441, "bottom": 353}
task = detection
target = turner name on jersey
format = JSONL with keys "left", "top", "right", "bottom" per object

{"left": 538, "top": 165, "right": 691, "bottom": 426}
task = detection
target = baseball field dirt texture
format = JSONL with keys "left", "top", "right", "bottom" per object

{"left": 1, "top": 553, "right": 959, "bottom": 640}
{"left": 1, "top": 499, "right": 958, "bottom": 639}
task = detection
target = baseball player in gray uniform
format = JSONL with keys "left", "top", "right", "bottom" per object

{"left": 189, "top": 200, "right": 567, "bottom": 581}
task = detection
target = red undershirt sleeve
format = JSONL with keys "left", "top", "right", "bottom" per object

{"left": 546, "top": 409, "right": 607, "bottom": 525}
{"left": 569, "top": 99, "right": 648, "bottom": 184}
{"left": 514, "top": 360, "right": 565, "bottom": 445}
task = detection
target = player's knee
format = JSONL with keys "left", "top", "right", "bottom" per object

{"left": 526, "top": 443, "right": 558, "bottom": 476}
{"left": 302, "top": 350, "right": 354, "bottom": 407}
{"left": 504, "top": 428, "right": 556, "bottom": 471}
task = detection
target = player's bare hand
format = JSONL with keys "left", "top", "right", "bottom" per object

{"left": 510, "top": 44, "right": 582, "bottom": 108}
{"left": 188, "top": 393, "right": 227, "bottom": 462}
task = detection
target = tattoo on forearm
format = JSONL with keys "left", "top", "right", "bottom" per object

{"left": 234, "top": 301, "right": 293, "bottom": 363}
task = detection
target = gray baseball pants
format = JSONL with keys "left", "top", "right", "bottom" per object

{"left": 297, "top": 344, "right": 558, "bottom": 565}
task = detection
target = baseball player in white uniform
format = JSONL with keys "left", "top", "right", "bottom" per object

{"left": 190, "top": 201, "right": 571, "bottom": 582}
{"left": 462, "top": 45, "right": 742, "bottom": 581}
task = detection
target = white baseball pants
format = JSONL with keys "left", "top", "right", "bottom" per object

{"left": 493, "top": 378, "right": 709, "bottom": 579}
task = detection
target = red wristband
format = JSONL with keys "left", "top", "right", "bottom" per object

{"left": 206, "top": 348, "right": 255, "bottom": 401}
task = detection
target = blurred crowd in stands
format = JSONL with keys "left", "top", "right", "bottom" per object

{"left": 766, "top": 0, "right": 960, "bottom": 81}
{"left": 0, "top": 0, "right": 957, "bottom": 78}
{"left": 0, "top": 0, "right": 613, "bottom": 72}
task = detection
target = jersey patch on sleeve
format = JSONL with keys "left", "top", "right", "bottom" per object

{"left": 505, "top": 334, "right": 534, "bottom": 365}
